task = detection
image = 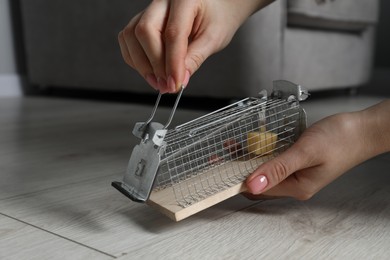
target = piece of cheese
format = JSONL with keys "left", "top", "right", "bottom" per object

{"left": 247, "top": 131, "right": 278, "bottom": 155}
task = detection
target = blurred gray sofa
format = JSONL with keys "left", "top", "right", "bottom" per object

{"left": 20, "top": 0, "right": 379, "bottom": 98}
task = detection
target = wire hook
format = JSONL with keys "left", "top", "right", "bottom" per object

{"left": 164, "top": 85, "right": 185, "bottom": 129}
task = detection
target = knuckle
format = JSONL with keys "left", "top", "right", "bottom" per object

{"left": 122, "top": 26, "right": 134, "bottom": 39}
{"left": 134, "top": 21, "right": 150, "bottom": 40}
{"left": 164, "top": 25, "right": 180, "bottom": 42}
{"left": 188, "top": 52, "right": 206, "bottom": 71}
{"left": 271, "top": 159, "right": 290, "bottom": 183}
{"left": 295, "top": 143, "right": 317, "bottom": 166}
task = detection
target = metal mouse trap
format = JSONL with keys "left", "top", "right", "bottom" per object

{"left": 112, "top": 80, "right": 309, "bottom": 221}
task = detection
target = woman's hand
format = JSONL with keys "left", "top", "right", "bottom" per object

{"left": 118, "top": 0, "right": 274, "bottom": 93}
{"left": 245, "top": 100, "right": 390, "bottom": 200}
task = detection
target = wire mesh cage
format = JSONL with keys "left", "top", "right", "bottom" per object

{"left": 156, "top": 96, "right": 304, "bottom": 207}
{"left": 112, "top": 80, "right": 308, "bottom": 221}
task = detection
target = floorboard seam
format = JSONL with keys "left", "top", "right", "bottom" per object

{"left": 0, "top": 171, "right": 123, "bottom": 202}
{"left": 0, "top": 212, "right": 116, "bottom": 259}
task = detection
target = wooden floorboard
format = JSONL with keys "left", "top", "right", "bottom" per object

{"left": 1, "top": 96, "right": 389, "bottom": 259}
{"left": 0, "top": 97, "right": 204, "bottom": 200}
{"left": 0, "top": 173, "right": 258, "bottom": 257}
{"left": 129, "top": 158, "right": 390, "bottom": 259}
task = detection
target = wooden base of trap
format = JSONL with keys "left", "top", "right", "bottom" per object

{"left": 147, "top": 181, "right": 247, "bottom": 222}
{"left": 147, "top": 158, "right": 267, "bottom": 221}
{"left": 146, "top": 132, "right": 288, "bottom": 221}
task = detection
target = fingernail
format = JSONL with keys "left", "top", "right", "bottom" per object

{"left": 247, "top": 175, "right": 268, "bottom": 194}
{"left": 157, "top": 77, "right": 167, "bottom": 90}
{"left": 183, "top": 70, "right": 190, "bottom": 87}
{"left": 145, "top": 74, "right": 158, "bottom": 90}
{"left": 167, "top": 75, "right": 176, "bottom": 92}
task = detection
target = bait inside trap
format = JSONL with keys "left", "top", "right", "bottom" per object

{"left": 112, "top": 80, "right": 309, "bottom": 221}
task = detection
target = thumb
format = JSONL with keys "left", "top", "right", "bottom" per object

{"left": 246, "top": 143, "right": 314, "bottom": 195}
{"left": 185, "top": 33, "right": 219, "bottom": 76}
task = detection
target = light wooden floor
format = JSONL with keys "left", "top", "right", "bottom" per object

{"left": 0, "top": 94, "right": 389, "bottom": 259}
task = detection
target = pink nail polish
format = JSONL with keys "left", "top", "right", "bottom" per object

{"left": 157, "top": 77, "right": 167, "bottom": 89}
{"left": 247, "top": 175, "right": 268, "bottom": 194}
{"left": 167, "top": 75, "right": 176, "bottom": 92}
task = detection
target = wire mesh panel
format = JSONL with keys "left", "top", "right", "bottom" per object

{"left": 154, "top": 97, "right": 303, "bottom": 207}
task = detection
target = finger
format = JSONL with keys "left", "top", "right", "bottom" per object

{"left": 123, "top": 13, "right": 159, "bottom": 90}
{"left": 135, "top": 0, "right": 169, "bottom": 89}
{"left": 120, "top": 27, "right": 159, "bottom": 90}
{"left": 185, "top": 30, "right": 220, "bottom": 76}
{"left": 246, "top": 140, "right": 318, "bottom": 195}
{"left": 164, "top": 0, "right": 199, "bottom": 92}
{"left": 118, "top": 30, "right": 134, "bottom": 69}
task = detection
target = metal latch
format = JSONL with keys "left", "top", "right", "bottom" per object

{"left": 112, "top": 86, "right": 184, "bottom": 202}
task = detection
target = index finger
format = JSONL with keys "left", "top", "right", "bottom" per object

{"left": 164, "top": 0, "right": 199, "bottom": 92}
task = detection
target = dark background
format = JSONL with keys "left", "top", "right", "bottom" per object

{"left": 8, "top": 0, "right": 390, "bottom": 102}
